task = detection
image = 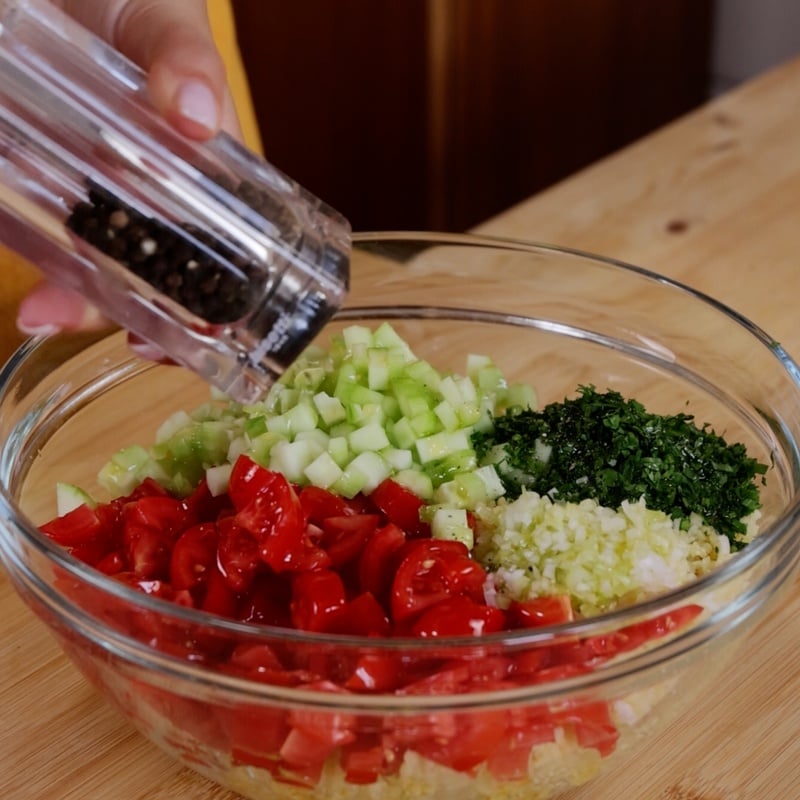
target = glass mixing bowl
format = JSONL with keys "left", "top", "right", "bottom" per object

{"left": 1, "top": 232, "right": 799, "bottom": 800}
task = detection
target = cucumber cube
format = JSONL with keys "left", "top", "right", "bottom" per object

{"left": 268, "top": 439, "right": 323, "bottom": 483}
{"left": 348, "top": 422, "right": 391, "bottom": 454}
{"left": 56, "top": 483, "right": 96, "bottom": 516}
{"left": 430, "top": 507, "right": 473, "bottom": 549}
{"left": 206, "top": 463, "right": 233, "bottom": 496}
{"left": 304, "top": 451, "right": 344, "bottom": 488}
{"left": 313, "top": 392, "right": 347, "bottom": 426}
{"left": 415, "top": 430, "right": 471, "bottom": 464}
{"left": 391, "top": 468, "right": 434, "bottom": 500}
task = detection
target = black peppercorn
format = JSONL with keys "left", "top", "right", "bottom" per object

{"left": 66, "top": 181, "right": 264, "bottom": 324}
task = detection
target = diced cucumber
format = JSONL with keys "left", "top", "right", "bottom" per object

{"left": 346, "top": 400, "right": 385, "bottom": 427}
{"left": 56, "top": 482, "right": 96, "bottom": 516}
{"left": 371, "top": 321, "right": 415, "bottom": 357}
{"left": 227, "top": 435, "right": 249, "bottom": 463}
{"left": 391, "top": 468, "right": 434, "bottom": 500}
{"left": 94, "top": 323, "right": 536, "bottom": 519}
{"left": 423, "top": 449, "right": 479, "bottom": 486}
{"left": 155, "top": 410, "right": 192, "bottom": 443}
{"left": 312, "top": 391, "right": 347, "bottom": 426}
{"left": 466, "top": 353, "right": 493, "bottom": 379}
{"left": 304, "top": 451, "right": 344, "bottom": 488}
{"left": 367, "top": 347, "right": 392, "bottom": 391}
{"left": 381, "top": 394, "right": 401, "bottom": 422}
{"left": 342, "top": 324, "right": 374, "bottom": 350}
{"left": 380, "top": 447, "right": 414, "bottom": 471}
{"left": 474, "top": 464, "right": 507, "bottom": 499}
{"left": 333, "top": 451, "right": 391, "bottom": 497}
{"left": 245, "top": 415, "right": 268, "bottom": 439}
{"left": 295, "top": 428, "right": 330, "bottom": 449}
{"left": 348, "top": 422, "right": 391, "bottom": 454}
{"left": 392, "top": 376, "right": 434, "bottom": 419}
{"left": 277, "top": 387, "right": 300, "bottom": 414}
{"left": 430, "top": 507, "right": 473, "bottom": 549}
{"left": 409, "top": 409, "right": 442, "bottom": 438}
{"left": 415, "top": 430, "right": 471, "bottom": 464}
{"left": 247, "top": 431, "right": 286, "bottom": 466}
{"left": 328, "top": 421, "right": 356, "bottom": 439}
{"left": 388, "top": 416, "right": 417, "bottom": 449}
{"left": 433, "top": 471, "right": 490, "bottom": 507}
{"left": 456, "top": 401, "right": 482, "bottom": 427}
{"left": 268, "top": 438, "right": 323, "bottom": 483}
{"left": 404, "top": 359, "right": 442, "bottom": 392}
{"left": 266, "top": 401, "right": 319, "bottom": 436}
{"left": 206, "top": 463, "right": 233, "bottom": 496}
{"left": 479, "top": 370, "right": 507, "bottom": 399}
{"left": 506, "top": 382, "right": 536, "bottom": 410}
{"left": 292, "top": 365, "right": 327, "bottom": 391}
{"left": 456, "top": 376, "right": 478, "bottom": 403}
{"left": 327, "top": 436, "right": 351, "bottom": 467}
{"left": 97, "top": 444, "right": 152, "bottom": 496}
{"left": 433, "top": 400, "right": 460, "bottom": 432}
{"left": 437, "top": 376, "right": 458, "bottom": 407}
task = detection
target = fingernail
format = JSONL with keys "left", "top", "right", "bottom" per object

{"left": 16, "top": 320, "right": 59, "bottom": 336}
{"left": 175, "top": 79, "right": 219, "bottom": 133}
{"left": 17, "top": 285, "right": 105, "bottom": 335}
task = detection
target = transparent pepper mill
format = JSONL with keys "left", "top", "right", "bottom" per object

{"left": 0, "top": 0, "right": 350, "bottom": 403}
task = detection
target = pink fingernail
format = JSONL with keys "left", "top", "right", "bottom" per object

{"left": 176, "top": 79, "right": 219, "bottom": 134}
{"left": 16, "top": 285, "right": 105, "bottom": 335}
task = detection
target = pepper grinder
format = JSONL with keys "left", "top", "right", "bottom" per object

{"left": 0, "top": 0, "right": 350, "bottom": 403}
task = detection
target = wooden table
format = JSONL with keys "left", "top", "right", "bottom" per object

{"left": 3, "top": 57, "right": 800, "bottom": 800}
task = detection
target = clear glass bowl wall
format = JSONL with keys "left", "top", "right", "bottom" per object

{"left": 1, "top": 233, "right": 799, "bottom": 800}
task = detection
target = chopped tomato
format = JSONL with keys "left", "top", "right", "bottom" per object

{"left": 169, "top": 522, "right": 218, "bottom": 594}
{"left": 369, "top": 478, "right": 430, "bottom": 537}
{"left": 290, "top": 570, "right": 347, "bottom": 633}
{"left": 38, "top": 450, "right": 650, "bottom": 788}
{"left": 218, "top": 702, "right": 291, "bottom": 766}
{"left": 286, "top": 681, "right": 357, "bottom": 749}
{"left": 391, "top": 539, "right": 487, "bottom": 623}
{"left": 122, "top": 495, "right": 193, "bottom": 580}
{"left": 183, "top": 477, "right": 233, "bottom": 521}
{"left": 236, "top": 573, "right": 293, "bottom": 627}
{"left": 200, "top": 565, "right": 239, "bottom": 617}
{"left": 124, "top": 526, "right": 172, "bottom": 580}
{"left": 320, "top": 514, "right": 380, "bottom": 567}
{"left": 411, "top": 595, "right": 507, "bottom": 637}
{"left": 344, "top": 653, "right": 403, "bottom": 692}
{"left": 39, "top": 503, "right": 104, "bottom": 547}
{"left": 330, "top": 591, "right": 391, "bottom": 637}
{"left": 124, "top": 494, "right": 192, "bottom": 538}
{"left": 413, "top": 709, "right": 507, "bottom": 773}
{"left": 217, "top": 517, "right": 262, "bottom": 592}
{"left": 550, "top": 700, "right": 619, "bottom": 757}
{"left": 340, "top": 735, "right": 398, "bottom": 784}
{"left": 507, "top": 594, "right": 574, "bottom": 628}
{"left": 486, "top": 712, "right": 556, "bottom": 779}
{"left": 357, "top": 522, "right": 406, "bottom": 600}
{"left": 298, "top": 485, "right": 351, "bottom": 523}
{"left": 230, "top": 458, "right": 330, "bottom": 574}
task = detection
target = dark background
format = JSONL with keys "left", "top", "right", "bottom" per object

{"left": 233, "top": 1, "right": 714, "bottom": 232}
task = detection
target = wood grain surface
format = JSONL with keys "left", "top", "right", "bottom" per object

{"left": 3, "top": 57, "right": 800, "bottom": 800}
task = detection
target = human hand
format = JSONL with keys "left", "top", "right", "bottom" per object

{"left": 16, "top": 0, "right": 240, "bottom": 342}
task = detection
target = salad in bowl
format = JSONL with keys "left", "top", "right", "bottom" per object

{"left": 1, "top": 233, "right": 798, "bottom": 800}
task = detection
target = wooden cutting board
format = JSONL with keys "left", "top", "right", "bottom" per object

{"left": 3, "top": 56, "right": 800, "bottom": 800}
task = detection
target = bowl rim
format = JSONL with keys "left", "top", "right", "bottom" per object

{"left": 2, "top": 231, "right": 800, "bottom": 698}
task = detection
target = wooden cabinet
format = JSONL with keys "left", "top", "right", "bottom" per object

{"left": 234, "top": 1, "right": 713, "bottom": 232}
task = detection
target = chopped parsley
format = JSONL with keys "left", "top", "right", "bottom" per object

{"left": 472, "top": 386, "right": 768, "bottom": 550}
